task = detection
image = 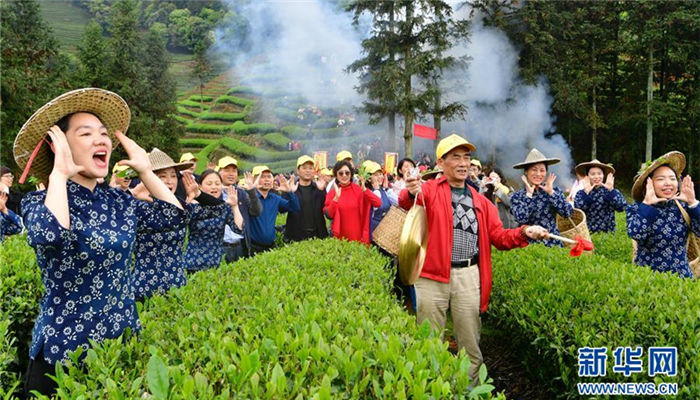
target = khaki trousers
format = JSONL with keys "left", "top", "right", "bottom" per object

{"left": 415, "top": 265, "right": 482, "bottom": 382}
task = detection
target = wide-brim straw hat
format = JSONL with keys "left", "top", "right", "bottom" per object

{"left": 13, "top": 88, "right": 130, "bottom": 182}
{"left": 631, "top": 151, "right": 685, "bottom": 203}
{"left": 512, "top": 148, "right": 560, "bottom": 169}
{"left": 149, "top": 148, "right": 194, "bottom": 173}
{"left": 421, "top": 168, "right": 442, "bottom": 181}
{"left": 575, "top": 159, "right": 616, "bottom": 176}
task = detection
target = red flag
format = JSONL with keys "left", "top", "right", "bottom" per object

{"left": 413, "top": 124, "right": 437, "bottom": 139}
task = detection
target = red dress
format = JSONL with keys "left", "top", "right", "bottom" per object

{"left": 324, "top": 183, "right": 381, "bottom": 244}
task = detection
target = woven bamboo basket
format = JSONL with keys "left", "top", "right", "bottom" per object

{"left": 371, "top": 206, "right": 407, "bottom": 256}
{"left": 556, "top": 208, "right": 591, "bottom": 247}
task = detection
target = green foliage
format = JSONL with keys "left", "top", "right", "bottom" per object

{"left": 179, "top": 138, "right": 217, "bottom": 147}
{"left": 215, "top": 95, "right": 255, "bottom": 107}
{"left": 176, "top": 105, "right": 200, "bottom": 118}
{"left": 488, "top": 229, "right": 698, "bottom": 398}
{"left": 0, "top": 0, "right": 73, "bottom": 172}
{"left": 230, "top": 121, "right": 277, "bottom": 135}
{"left": 186, "top": 123, "right": 234, "bottom": 134}
{"left": 0, "top": 235, "right": 43, "bottom": 397}
{"left": 226, "top": 86, "right": 258, "bottom": 96}
{"left": 274, "top": 107, "right": 301, "bottom": 122}
{"left": 39, "top": 240, "right": 499, "bottom": 399}
{"left": 199, "top": 111, "right": 246, "bottom": 122}
{"left": 263, "top": 132, "right": 292, "bottom": 150}
{"left": 219, "top": 137, "right": 299, "bottom": 162}
{"left": 187, "top": 95, "right": 213, "bottom": 102}
{"left": 178, "top": 99, "right": 210, "bottom": 109}
{"left": 172, "top": 114, "right": 189, "bottom": 124}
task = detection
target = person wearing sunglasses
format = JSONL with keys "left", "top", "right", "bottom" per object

{"left": 324, "top": 160, "right": 381, "bottom": 244}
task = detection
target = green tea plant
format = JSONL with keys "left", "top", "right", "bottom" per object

{"left": 40, "top": 240, "right": 501, "bottom": 399}
{"left": 0, "top": 234, "right": 43, "bottom": 398}
{"left": 218, "top": 137, "right": 300, "bottom": 162}
{"left": 215, "top": 95, "right": 255, "bottom": 108}
{"left": 489, "top": 241, "right": 698, "bottom": 399}
{"left": 187, "top": 95, "right": 214, "bottom": 102}
{"left": 199, "top": 111, "right": 246, "bottom": 123}
{"left": 176, "top": 106, "right": 200, "bottom": 118}
{"left": 263, "top": 132, "right": 292, "bottom": 150}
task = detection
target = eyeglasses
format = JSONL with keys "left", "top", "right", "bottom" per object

{"left": 337, "top": 171, "right": 351, "bottom": 177}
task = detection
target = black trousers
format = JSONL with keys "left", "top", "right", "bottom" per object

{"left": 249, "top": 241, "right": 274, "bottom": 256}
{"left": 23, "top": 351, "right": 61, "bottom": 399}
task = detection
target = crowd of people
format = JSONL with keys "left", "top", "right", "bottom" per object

{"left": 2, "top": 88, "right": 698, "bottom": 397}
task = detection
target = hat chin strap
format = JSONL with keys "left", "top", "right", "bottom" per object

{"left": 19, "top": 138, "right": 55, "bottom": 184}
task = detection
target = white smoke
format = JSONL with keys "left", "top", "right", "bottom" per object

{"left": 437, "top": 16, "right": 574, "bottom": 188}
{"left": 215, "top": 0, "right": 365, "bottom": 106}
{"left": 213, "top": 1, "right": 575, "bottom": 187}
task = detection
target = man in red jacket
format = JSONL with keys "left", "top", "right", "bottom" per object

{"left": 400, "top": 134, "right": 548, "bottom": 383}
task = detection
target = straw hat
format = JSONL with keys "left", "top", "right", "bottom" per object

{"left": 398, "top": 198, "right": 428, "bottom": 285}
{"left": 13, "top": 88, "right": 130, "bottom": 183}
{"left": 149, "top": 148, "right": 194, "bottom": 173}
{"left": 436, "top": 134, "right": 476, "bottom": 160}
{"left": 575, "top": 159, "right": 615, "bottom": 177}
{"left": 421, "top": 167, "right": 443, "bottom": 181}
{"left": 631, "top": 151, "right": 685, "bottom": 203}
{"left": 512, "top": 148, "right": 560, "bottom": 169}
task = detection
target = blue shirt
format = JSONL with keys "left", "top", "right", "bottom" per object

{"left": 249, "top": 191, "right": 300, "bottom": 245}
{"left": 0, "top": 209, "right": 23, "bottom": 241}
{"left": 511, "top": 187, "right": 573, "bottom": 247}
{"left": 183, "top": 202, "right": 236, "bottom": 271}
{"left": 574, "top": 187, "right": 626, "bottom": 233}
{"left": 626, "top": 201, "right": 700, "bottom": 278}
{"left": 132, "top": 201, "right": 190, "bottom": 299}
{"left": 21, "top": 181, "right": 185, "bottom": 364}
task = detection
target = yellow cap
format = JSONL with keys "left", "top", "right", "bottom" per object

{"left": 296, "top": 155, "right": 315, "bottom": 168}
{"left": 252, "top": 165, "right": 271, "bottom": 177}
{"left": 436, "top": 134, "right": 476, "bottom": 160}
{"left": 112, "top": 164, "right": 129, "bottom": 174}
{"left": 320, "top": 168, "right": 333, "bottom": 177}
{"left": 180, "top": 152, "right": 198, "bottom": 163}
{"left": 238, "top": 178, "right": 246, "bottom": 186}
{"left": 471, "top": 159, "right": 482, "bottom": 168}
{"left": 216, "top": 156, "right": 238, "bottom": 171}
{"left": 366, "top": 161, "right": 382, "bottom": 175}
{"left": 336, "top": 150, "right": 353, "bottom": 162}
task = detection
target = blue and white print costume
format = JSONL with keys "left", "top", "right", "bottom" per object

{"left": 183, "top": 202, "right": 236, "bottom": 272}
{"left": 626, "top": 201, "right": 700, "bottom": 278}
{"left": 21, "top": 180, "right": 185, "bottom": 364}
{"left": 132, "top": 201, "right": 190, "bottom": 300}
{"left": 0, "top": 209, "right": 23, "bottom": 241}
{"left": 511, "top": 187, "right": 573, "bottom": 247}
{"left": 574, "top": 187, "right": 626, "bottom": 233}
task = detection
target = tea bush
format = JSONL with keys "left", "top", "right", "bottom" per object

{"left": 263, "top": 132, "right": 291, "bottom": 150}
{"left": 178, "top": 100, "right": 210, "bottom": 109}
{"left": 226, "top": 86, "right": 258, "bottom": 96}
{"left": 274, "top": 107, "right": 300, "bottom": 123}
{"left": 199, "top": 111, "right": 246, "bottom": 123}
{"left": 176, "top": 106, "right": 200, "bottom": 118}
{"left": 230, "top": 121, "right": 277, "bottom": 135}
{"left": 186, "top": 123, "right": 234, "bottom": 134}
{"left": 219, "top": 137, "right": 300, "bottom": 162}
{"left": 1, "top": 234, "right": 43, "bottom": 397}
{"left": 489, "top": 241, "right": 698, "bottom": 399}
{"left": 187, "top": 95, "right": 214, "bottom": 102}
{"left": 39, "top": 240, "right": 501, "bottom": 399}
{"left": 215, "top": 95, "right": 255, "bottom": 108}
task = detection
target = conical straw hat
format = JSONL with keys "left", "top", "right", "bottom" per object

{"left": 512, "top": 148, "right": 560, "bottom": 169}
{"left": 13, "top": 88, "right": 130, "bottom": 182}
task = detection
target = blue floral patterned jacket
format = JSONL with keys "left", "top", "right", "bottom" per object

{"left": 511, "top": 187, "right": 573, "bottom": 247}
{"left": 21, "top": 181, "right": 185, "bottom": 364}
{"left": 574, "top": 187, "right": 626, "bottom": 233}
{"left": 183, "top": 202, "right": 237, "bottom": 272}
{"left": 626, "top": 201, "right": 700, "bottom": 278}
